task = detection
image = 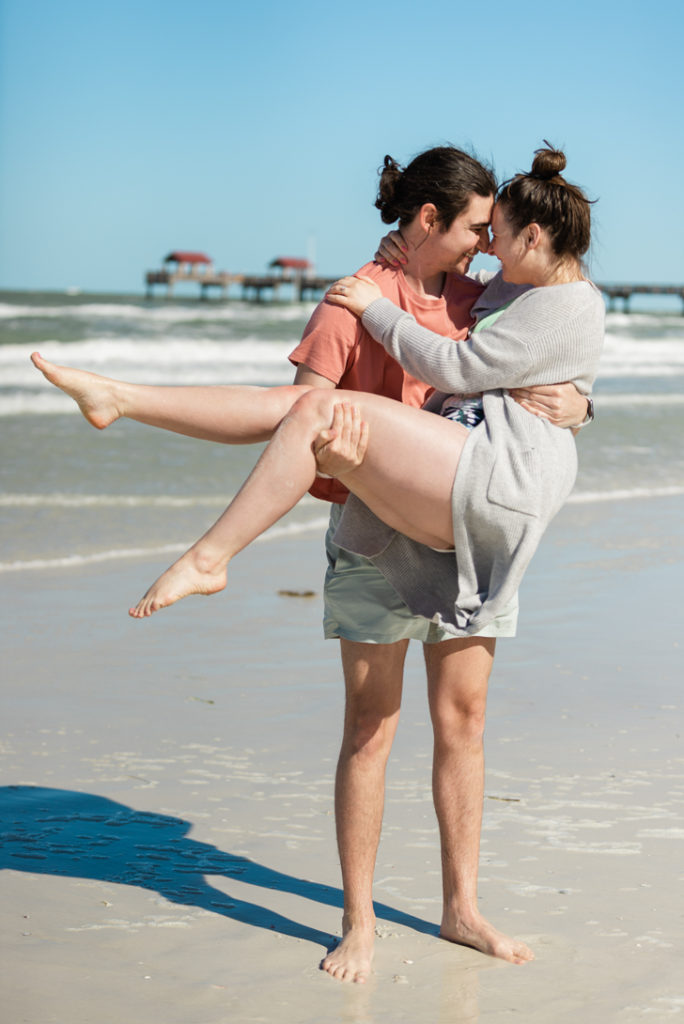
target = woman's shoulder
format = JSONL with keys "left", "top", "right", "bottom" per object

{"left": 511, "top": 279, "right": 604, "bottom": 320}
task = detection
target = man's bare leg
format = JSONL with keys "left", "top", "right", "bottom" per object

{"left": 425, "top": 638, "right": 534, "bottom": 964}
{"left": 321, "top": 639, "right": 406, "bottom": 983}
{"left": 30, "top": 351, "right": 306, "bottom": 443}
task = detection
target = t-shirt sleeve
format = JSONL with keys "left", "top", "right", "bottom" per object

{"left": 288, "top": 299, "right": 363, "bottom": 384}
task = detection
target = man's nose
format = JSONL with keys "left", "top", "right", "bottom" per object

{"left": 479, "top": 228, "right": 491, "bottom": 253}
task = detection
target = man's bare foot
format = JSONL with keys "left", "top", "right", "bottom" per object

{"left": 441, "top": 908, "right": 534, "bottom": 965}
{"left": 321, "top": 920, "right": 375, "bottom": 984}
{"left": 129, "top": 548, "right": 227, "bottom": 618}
{"left": 30, "top": 351, "right": 123, "bottom": 429}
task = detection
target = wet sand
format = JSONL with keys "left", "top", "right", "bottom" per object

{"left": 2, "top": 497, "right": 683, "bottom": 1023}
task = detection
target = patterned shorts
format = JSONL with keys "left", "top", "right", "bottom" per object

{"left": 439, "top": 394, "right": 484, "bottom": 430}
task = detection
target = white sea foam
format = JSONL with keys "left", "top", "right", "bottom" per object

{"left": 0, "top": 493, "right": 319, "bottom": 509}
{"left": 605, "top": 311, "right": 684, "bottom": 334}
{"left": 7, "top": 486, "right": 679, "bottom": 513}
{"left": 567, "top": 485, "right": 684, "bottom": 503}
{"left": 0, "top": 300, "right": 316, "bottom": 324}
{"left": 0, "top": 516, "right": 329, "bottom": 573}
{"left": 0, "top": 337, "right": 298, "bottom": 406}
{"left": 2, "top": 485, "right": 682, "bottom": 574}
{"left": 593, "top": 393, "right": 684, "bottom": 406}
{"left": 598, "top": 334, "right": 684, "bottom": 378}
{"left": 1, "top": 336, "right": 296, "bottom": 370}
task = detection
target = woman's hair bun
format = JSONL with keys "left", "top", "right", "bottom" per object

{"left": 530, "top": 141, "right": 566, "bottom": 180}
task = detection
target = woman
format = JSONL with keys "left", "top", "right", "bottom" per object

{"left": 81, "top": 144, "right": 602, "bottom": 625}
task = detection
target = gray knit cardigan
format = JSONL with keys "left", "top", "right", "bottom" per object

{"left": 334, "top": 274, "right": 605, "bottom": 636}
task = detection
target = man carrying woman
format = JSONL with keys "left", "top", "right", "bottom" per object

{"left": 32, "top": 143, "right": 597, "bottom": 982}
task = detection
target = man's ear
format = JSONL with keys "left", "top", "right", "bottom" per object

{"left": 418, "top": 202, "right": 439, "bottom": 232}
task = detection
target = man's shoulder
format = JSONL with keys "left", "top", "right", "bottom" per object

{"left": 301, "top": 262, "right": 404, "bottom": 327}
{"left": 355, "top": 260, "right": 406, "bottom": 296}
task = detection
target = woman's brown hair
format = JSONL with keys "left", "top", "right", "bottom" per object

{"left": 497, "top": 142, "right": 593, "bottom": 260}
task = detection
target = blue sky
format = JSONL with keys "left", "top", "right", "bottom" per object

{"left": 1, "top": 0, "right": 682, "bottom": 293}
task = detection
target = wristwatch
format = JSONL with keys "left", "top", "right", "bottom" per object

{"left": 577, "top": 396, "right": 594, "bottom": 427}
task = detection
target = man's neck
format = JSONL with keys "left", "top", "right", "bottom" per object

{"left": 399, "top": 222, "right": 448, "bottom": 298}
{"left": 402, "top": 263, "right": 446, "bottom": 299}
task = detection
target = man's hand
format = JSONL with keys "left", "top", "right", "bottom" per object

{"left": 314, "top": 403, "right": 369, "bottom": 479}
{"left": 510, "top": 382, "right": 591, "bottom": 428}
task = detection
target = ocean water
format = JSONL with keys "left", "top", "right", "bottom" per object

{"left": 2, "top": 289, "right": 684, "bottom": 573}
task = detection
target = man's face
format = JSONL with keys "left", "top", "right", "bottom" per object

{"left": 432, "top": 194, "right": 494, "bottom": 275}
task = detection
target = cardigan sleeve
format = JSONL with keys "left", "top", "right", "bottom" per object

{"left": 361, "top": 283, "right": 603, "bottom": 395}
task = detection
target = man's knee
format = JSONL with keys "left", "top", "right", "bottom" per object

{"left": 339, "top": 640, "right": 406, "bottom": 760}
{"left": 432, "top": 691, "right": 487, "bottom": 747}
{"left": 343, "top": 701, "right": 399, "bottom": 760}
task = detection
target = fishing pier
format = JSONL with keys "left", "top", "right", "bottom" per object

{"left": 144, "top": 254, "right": 683, "bottom": 312}
{"left": 597, "top": 283, "right": 684, "bottom": 312}
{"left": 145, "top": 252, "right": 337, "bottom": 302}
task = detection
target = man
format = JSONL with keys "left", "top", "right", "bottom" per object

{"left": 289, "top": 146, "right": 590, "bottom": 982}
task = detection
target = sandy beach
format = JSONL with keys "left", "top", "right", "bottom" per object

{"left": 2, "top": 495, "right": 683, "bottom": 1023}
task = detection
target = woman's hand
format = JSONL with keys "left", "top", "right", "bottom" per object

{"left": 374, "top": 230, "right": 408, "bottom": 268}
{"left": 313, "top": 402, "right": 369, "bottom": 479}
{"left": 510, "top": 382, "right": 590, "bottom": 428}
{"left": 326, "top": 275, "right": 383, "bottom": 318}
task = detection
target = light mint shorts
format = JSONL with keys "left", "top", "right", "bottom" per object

{"left": 323, "top": 505, "right": 518, "bottom": 644}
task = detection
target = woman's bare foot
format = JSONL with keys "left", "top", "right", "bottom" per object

{"left": 321, "top": 919, "right": 375, "bottom": 984}
{"left": 30, "top": 351, "right": 124, "bottom": 429}
{"left": 441, "top": 908, "right": 534, "bottom": 965}
{"left": 129, "top": 548, "right": 227, "bottom": 618}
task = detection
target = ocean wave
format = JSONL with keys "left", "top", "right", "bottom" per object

{"left": 598, "top": 336, "right": 684, "bottom": 378}
{"left": 2, "top": 486, "right": 682, "bottom": 574}
{"left": 0, "top": 516, "right": 329, "bottom": 573}
{"left": 0, "top": 339, "right": 298, "bottom": 404}
{"left": 0, "top": 335, "right": 296, "bottom": 368}
{"left": 0, "top": 300, "right": 317, "bottom": 324}
{"left": 591, "top": 393, "right": 684, "bottom": 406}
{"left": 567, "top": 485, "right": 684, "bottom": 503}
{"left": 0, "top": 493, "right": 319, "bottom": 509}
{"left": 605, "top": 311, "right": 684, "bottom": 334}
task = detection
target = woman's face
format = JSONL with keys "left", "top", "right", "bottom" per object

{"left": 488, "top": 203, "right": 528, "bottom": 282}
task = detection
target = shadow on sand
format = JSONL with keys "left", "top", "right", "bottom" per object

{"left": 1, "top": 786, "right": 437, "bottom": 952}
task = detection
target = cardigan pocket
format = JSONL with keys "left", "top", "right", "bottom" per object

{"left": 486, "top": 447, "right": 540, "bottom": 516}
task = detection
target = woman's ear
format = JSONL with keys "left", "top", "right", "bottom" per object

{"left": 526, "top": 223, "right": 543, "bottom": 250}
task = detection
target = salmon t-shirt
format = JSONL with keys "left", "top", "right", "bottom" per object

{"left": 289, "top": 261, "right": 485, "bottom": 503}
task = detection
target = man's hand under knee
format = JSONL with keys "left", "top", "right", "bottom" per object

{"left": 314, "top": 403, "right": 369, "bottom": 479}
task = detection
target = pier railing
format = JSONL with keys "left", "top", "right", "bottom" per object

{"left": 145, "top": 265, "right": 684, "bottom": 312}
{"left": 597, "top": 284, "right": 684, "bottom": 312}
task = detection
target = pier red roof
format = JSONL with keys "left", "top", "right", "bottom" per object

{"left": 269, "top": 257, "right": 312, "bottom": 270}
{"left": 164, "top": 251, "right": 212, "bottom": 264}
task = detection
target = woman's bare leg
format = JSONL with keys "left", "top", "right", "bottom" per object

{"left": 30, "top": 352, "right": 307, "bottom": 443}
{"left": 129, "top": 388, "right": 469, "bottom": 618}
